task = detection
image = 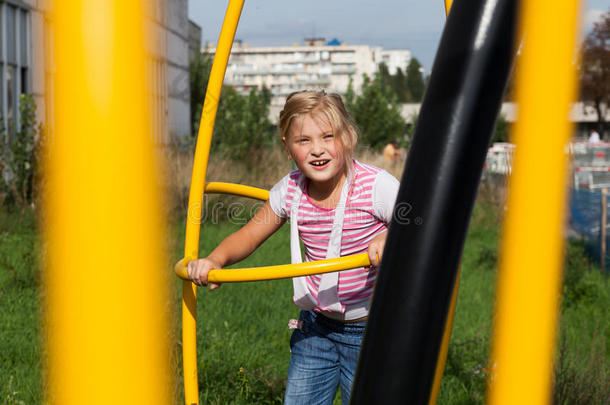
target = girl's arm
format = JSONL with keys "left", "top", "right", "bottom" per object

{"left": 188, "top": 201, "right": 286, "bottom": 288}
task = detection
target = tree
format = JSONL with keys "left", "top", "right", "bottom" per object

{"left": 212, "top": 86, "right": 273, "bottom": 162}
{"left": 372, "top": 59, "right": 427, "bottom": 103}
{"left": 377, "top": 62, "right": 393, "bottom": 91}
{"left": 190, "top": 48, "right": 213, "bottom": 136}
{"left": 405, "top": 57, "right": 426, "bottom": 102}
{"left": 392, "top": 67, "right": 409, "bottom": 103}
{"left": 344, "top": 76, "right": 356, "bottom": 110}
{"left": 347, "top": 73, "right": 407, "bottom": 149}
{"left": 189, "top": 47, "right": 273, "bottom": 162}
{"left": 492, "top": 115, "right": 510, "bottom": 143}
{"left": 580, "top": 10, "right": 609, "bottom": 136}
{"left": 374, "top": 63, "right": 411, "bottom": 103}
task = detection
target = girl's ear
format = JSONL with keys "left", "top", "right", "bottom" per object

{"left": 282, "top": 136, "right": 291, "bottom": 159}
{"left": 346, "top": 125, "right": 358, "bottom": 149}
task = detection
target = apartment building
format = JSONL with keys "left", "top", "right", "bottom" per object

{"left": 0, "top": 0, "right": 44, "bottom": 133}
{"left": 209, "top": 38, "right": 411, "bottom": 106}
{"left": 6, "top": 0, "right": 196, "bottom": 144}
{"left": 144, "top": 0, "right": 197, "bottom": 141}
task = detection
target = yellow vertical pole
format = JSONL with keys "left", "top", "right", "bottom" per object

{"left": 46, "top": 1, "right": 169, "bottom": 404}
{"left": 488, "top": 1, "right": 580, "bottom": 404}
{"left": 182, "top": 1, "right": 245, "bottom": 404}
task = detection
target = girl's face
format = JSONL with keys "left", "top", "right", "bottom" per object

{"left": 283, "top": 113, "right": 346, "bottom": 190}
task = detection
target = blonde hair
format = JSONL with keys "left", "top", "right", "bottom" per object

{"left": 279, "top": 90, "right": 358, "bottom": 173}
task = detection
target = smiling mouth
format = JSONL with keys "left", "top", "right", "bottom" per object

{"left": 310, "top": 160, "right": 330, "bottom": 167}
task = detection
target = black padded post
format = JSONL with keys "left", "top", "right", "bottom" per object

{"left": 351, "top": 0, "right": 517, "bottom": 403}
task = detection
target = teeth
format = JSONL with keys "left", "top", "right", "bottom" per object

{"left": 311, "top": 160, "right": 329, "bottom": 166}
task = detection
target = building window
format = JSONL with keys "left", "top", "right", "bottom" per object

{"left": 0, "top": 2, "right": 30, "bottom": 135}
{"left": 44, "top": 16, "right": 55, "bottom": 134}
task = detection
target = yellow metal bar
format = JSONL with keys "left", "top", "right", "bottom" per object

{"left": 428, "top": 268, "right": 460, "bottom": 405}
{"left": 428, "top": 4, "right": 459, "bottom": 403}
{"left": 175, "top": 253, "right": 371, "bottom": 283}
{"left": 488, "top": 0, "right": 580, "bottom": 404}
{"left": 46, "top": 1, "right": 168, "bottom": 404}
{"left": 205, "top": 182, "right": 270, "bottom": 201}
{"left": 181, "top": 1, "right": 245, "bottom": 404}
{"left": 444, "top": 0, "right": 453, "bottom": 16}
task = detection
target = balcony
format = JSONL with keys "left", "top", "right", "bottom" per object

{"left": 332, "top": 65, "right": 356, "bottom": 74}
{"left": 296, "top": 76, "right": 331, "bottom": 86}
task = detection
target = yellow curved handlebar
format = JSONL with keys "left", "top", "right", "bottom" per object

{"left": 179, "top": 181, "right": 368, "bottom": 283}
{"left": 205, "top": 182, "right": 269, "bottom": 201}
{"left": 175, "top": 253, "right": 371, "bottom": 283}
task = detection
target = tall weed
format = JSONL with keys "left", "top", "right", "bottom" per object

{"left": 554, "top": 325, "right": 610, "bottom": 405}
{"left": 554, "top": 242, "right": 610, "bottom": 404}
{"left": 562, "top": 240, "right": 600, "bottom": 308}
{"left": 160, "top": 141, "right": 293, "bottom": 224}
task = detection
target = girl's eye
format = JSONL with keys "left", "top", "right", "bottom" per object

{"left": 297, "top": 138, "right": 308, "bottom": 143}
{"left": 324, "top": 134, "right": 334, "bottom": 139}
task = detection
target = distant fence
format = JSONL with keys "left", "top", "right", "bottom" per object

{"left": 485, "top": 141, "right": 610, "bottom": 182}
{"left": 485, "top": 142, "right": 515, "bottom": 175}
{"left": 570, "top": 142, "right": 610, "bottom": 190}
{"left": 485, "top": 142, "right": 610, "bottom": 270}
{"left": 570, "top": 188, "right": 610, "bottom": 270}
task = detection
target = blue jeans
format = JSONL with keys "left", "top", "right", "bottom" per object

{"left": 284, "top": 310, "right": 366, "bottom": 405}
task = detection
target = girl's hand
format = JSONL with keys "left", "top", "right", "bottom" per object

{"left": 368, "top": 231, "right": 388, "bottom": 268}
{"left": 187, "top": 257, "right": 222, "bottom": 290}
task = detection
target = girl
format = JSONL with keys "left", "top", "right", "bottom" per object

{"left": 188, "top": 90, "right": 399, "bottom": 404}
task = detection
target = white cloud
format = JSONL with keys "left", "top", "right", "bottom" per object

{"left": 584, "top": 8, "right": 605, "bottom": 30}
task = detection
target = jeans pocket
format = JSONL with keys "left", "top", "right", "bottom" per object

{"left": 289, "top": 327, "right": 307, "bottom": 350}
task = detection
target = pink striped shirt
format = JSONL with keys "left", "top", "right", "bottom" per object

{"left": 269, "top": 160, "right": 399, "bottom": 315}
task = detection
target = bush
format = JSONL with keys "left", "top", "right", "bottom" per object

{"left": 562, "top": 240, "right": 600, "bottom": 308}
{"left": 0, "top": 94, "right": 45, "bottom": 209}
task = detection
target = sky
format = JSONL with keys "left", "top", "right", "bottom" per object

{"left": 188, "top": 1, "right": 609, "bottom": 73}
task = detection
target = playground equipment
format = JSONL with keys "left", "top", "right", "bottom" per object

{"left": 173, "top": 1, "right": 463, "bottom": 404}
{"left": 44, "top": 0, "right": 580, "bottom": 404}
{"left": 46, "top": 2, "right": 170, "bottom": 403}
{"left": 352, "top": 0, "right": 517, "bottom": 401}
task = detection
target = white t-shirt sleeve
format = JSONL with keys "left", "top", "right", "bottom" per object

{"left": 269, "top": 174, "right": 291, "bottom": 219}
{"left": 372, "top": 170, "right": 400, "bottom": 224}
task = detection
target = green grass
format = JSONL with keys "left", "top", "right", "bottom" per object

{"left": 0, "top": 209, "right": 41, "bottom": 405}
{"left": 437, "top": 201, "right": 500, "bottom": 404}
{"left": 437, "top": 201, "right": 610, "bottom": 405}
{"left": 1, "top": 199, "right": 609, "bottom": 404}
{"left": 170, "top": 220, "right": 297, "bottom": 404}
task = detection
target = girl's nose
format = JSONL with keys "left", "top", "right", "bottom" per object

{"left": 311, "top": 139, "right": 324, "bottom": 155}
